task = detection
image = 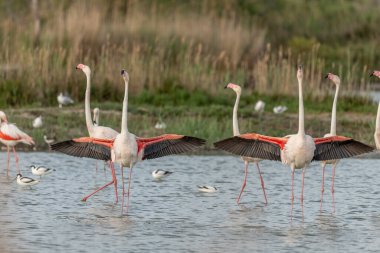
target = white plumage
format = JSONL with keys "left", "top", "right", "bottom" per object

{"left": 44, "top": 135, "right": 55, "bottom": 145}
{"left": 197, "top": 185, "right": 217, "bottom": 193}
{"left": 31, "top": 165, "right": 54, "bottom": 177}
{"left": 151, "top": 169, "right": 173, "bottom": 179}
{"left": 273, "top": 106, "right": 288, "bottom": 114}
{"left": 254, "top": 100, "right": 265, "bottom": 113}
{"left": 154, "top": 121, "right": 167, "bottom": 130}
{"left": 32, "top": 115, "right": 43, "bottom": 128}
{"left": 16, "top": 174, "right": 39, "bottom": 187}
{"left": 57, "top": 92, "right": 74, "bottom": 108}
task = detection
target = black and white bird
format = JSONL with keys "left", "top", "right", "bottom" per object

{"left": 57, "top": 92, "right": 74, "bottom": 108}
{"left": 273, "top": 105, "right": 288, "bottom": 114}
{"left": 151, "top": 169, "right": 173, "bottom": 179}
{"left": 31, "top": 165, "right": 54, "bottom": 177}
{"left": 16, "top": 174, "right": 39, "bottom": 187}
{"left": 197, "top": 185, "right": 218, "bottom": 193}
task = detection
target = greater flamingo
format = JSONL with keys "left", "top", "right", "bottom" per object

{"left": 214, "top": 66, "right": 374, "bottom": 210}
{"left": 74, "top": 64, "right": 119, "bottom": 202}
{"left": 225, "top": 83, "right": 267, "bottom": 205}
{"left": 0, "top": 111, "right": 35, "bottom": 176}
{"left": 320, "top": 73, "right": 341, "bottom": 211}
{"left": 369, "top": 71, "right": 380, "bottom": 150}
{"left": 51, "top": 70, "right": 206, "bottom": 214}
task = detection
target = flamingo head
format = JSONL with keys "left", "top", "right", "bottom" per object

{"left": 0, "top": 111, "right": 8, "bottom": 123}
{"left": 370, "top": 70, "right": 380, "bottom": 78}
{"left": 297, "top": 65, "right": 303, "bottom": 80}
{"left": 121, "top": 69, "right": 129, "bottom": 82}
{"left": 225, "top": 83, "right": 241, "bottom": 94}
{"left": 76, "top": 64, "right": 91, "bottom": 75}
{"left": 325, "top": 73, "right": 340, "bottom": 85}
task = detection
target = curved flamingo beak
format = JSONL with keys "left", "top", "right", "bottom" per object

{"left": 324, "top": 74, "right": 329, "bottom": 79}
{"left": 121, "top": 70, "right": 125, "bottom": 75}
{"left": 370, "top": 71, "right": 374, "bottom": 77}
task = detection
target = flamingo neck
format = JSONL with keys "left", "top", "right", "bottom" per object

{"left": 376, "top": 102, "right": 380, "bottom": 133}
{"left": 84, "top": 72, "right": 94, "bottom": 134}
{"left": 297, "top": 78, "right": 305, "bottom": 135}
{"left": 330, "top": 84, "right": 340, "bottom": 136}
{"left": 121, "top": 78, "right": 129, "bottom": 134}
{"left": 232, "top": 91, "right": 241, "bottom": 136}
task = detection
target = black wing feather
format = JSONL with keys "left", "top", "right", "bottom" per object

{"left": 142, "top": 136, "right": 205, "bottom": 160}
{"left": 214, "top": 136, "right": 281, "bottom": 161}
{"left": 50, "top": 140, "right": 111, "bottom": 161}
{"left": 313, "top": 139, "right": 374, "bottom": 161}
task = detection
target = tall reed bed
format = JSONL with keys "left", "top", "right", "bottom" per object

{"left": 0, "top": 0, "right": 374, "bottom": 107}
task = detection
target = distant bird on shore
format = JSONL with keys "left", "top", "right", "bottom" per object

{"left": 32, "top": 116, "right": 43, "bottom": 128}
{"left": 44, "top": 135, "right": 55, "bottom": 146}
{"left": 154, "top": 121, "right": 167, "bottom": 130}
{"left": 0, "top": 111, "right": 35, "bottom": 176}
{"left": 16, "top": 173, "right": 39, "bottom": 187}
{"left": 197, "top": 185, "right": 217, "bottom": 193}
{"left": 151, "top": 169, "right": 173, "bottom": 179}
{"left": 273, "top": 106, "right": 288, "bottom": 114}
{"left": 254, "top": 100, "right": 265, "bottom": 113}
{"left": 31, "top": 165, "right": 54, "bottom": 178}
{"left": 225, "top": 83, "right": 267, "bottom": 205}
{"left": 57, "top": 92, "right": 74, "bottom": 108}
{"left": 369, "top": 71, "right": 380, "bottom": 150}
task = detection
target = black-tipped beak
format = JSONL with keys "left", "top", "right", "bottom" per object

{"left": 370, "top": 72, "right": 374, "bottom": 77}
{"left": 298, "top": 65, "right": 303, "bottom": 70}
{"left": 75, "top": 67, "right": 79, "bottom": 70}
{"left": 324, "top": 74, "right": 329, "bottom": 79}
{"left": 224, "top": 85, "right": 228, "bottom": 89}
{"left": 121, "top": 70, "right": 125, "bottom": 75}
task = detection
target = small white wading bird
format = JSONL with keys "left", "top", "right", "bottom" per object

{"left": 57, "top": 92, "right": 74, "bottom": 108}
{"left": 31, "top": 165, "right": 54, "bottom": 177}
{"left": 151, "top": 169, "right": 173, "bottom": 179}
{"left": 16, "top": 174, "right": 39, "bottom": 187}
{"left": 273, "top": 106, "right": 288, "bottom": 114}
{"left": 32, "top": 116, "right": 43, "bottom": 128}
{"left": 197, "top": 185, "right": 217, "bottom": 193}
{"left": 254, "top": 100, "right": 265, "bottom": 113}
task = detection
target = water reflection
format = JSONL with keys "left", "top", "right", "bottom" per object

{"left": 0, "top": 153, "right": 379, "bottom": 252}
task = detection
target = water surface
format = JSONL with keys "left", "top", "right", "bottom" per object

{"left": 0, "top": 153, "right": 380, "bottom": 252}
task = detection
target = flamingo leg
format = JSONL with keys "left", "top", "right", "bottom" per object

{"left": 95, "top": 160, "right": 98, "bottom": 172}
{"left": 320, "top": 162, "right": 327, "bottom": 211}
{"left": 111, "top": 162, "right": 118, "bottom": 203}
{"left": 236, "top": 161, "right": 248, "bottom": 205}
{"left": 121, "top": 165, "right": 125, "bottom": 214}
{"left": 81, "top": 161, "right": 118, "bottom": 202}
{"left": 291, "top": 167, "right": 295, "bottom": 216}
{"left": 256, "top": 162, "right": 268, "bottom": 205}
{"left": 6, "top": 146, "right": 10, "bottom": 176}
{"left": 12, "top": 147, "right": 20, "bottom": 174}
{"left": 125, "top": 163, "right": 134, "bottom": 214}
{"left": 301, "top": 167, "right": 306, "bottom": 204}
{"left": 331, "top": 162, "right": 337, "bottom": 213}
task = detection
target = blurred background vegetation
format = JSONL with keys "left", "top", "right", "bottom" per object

{"left": 0, "top": 0, "right": 379, "bottom": 149}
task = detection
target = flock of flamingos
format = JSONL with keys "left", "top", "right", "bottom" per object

{"left": 1, "top": 64, "right": 380, "bottom": 215}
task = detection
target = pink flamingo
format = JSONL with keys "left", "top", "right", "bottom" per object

{"left": 0, "top": 111, "right": 35, "bottom": 176}
{"left": 74, "top": 64, "right": 119, "bottom": 202}
{"left": 215, "top": 66, "right": 374, "bottom": 211}
{"left": 370, "top": 71, "right": 380, "bottom": 150}
{"left": 51, "top": 70, "right": 205, "bottom": 214}
{"left": 320, "top": 73, "right": 341, "bottom": 212}
{"left": 225, "top": 83, "right": 267, "bottom": 205}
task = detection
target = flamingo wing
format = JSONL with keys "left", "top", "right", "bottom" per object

{"left": 137, "top": 134, "right": 206, "bottom": 160}
{"left": 50, "top": 137, "right": 113, "bottom": 161}
{"left": 0, "top": 123, "right": 34, "bottom": 144}
{"left": 313, "top": 136, "right": 374, "bottom": 161}
{"left": 213, "top": 133, "right": 287, "bottom": 161}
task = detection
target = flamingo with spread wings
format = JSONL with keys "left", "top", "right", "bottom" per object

{"left": 225, "top": 83, "right": 267, "bottom": 205}
{"left": 0, "top": 111, "right": 35, "bottom": 176}
{"left": 51, "top": 70, "right": 205, "bottom": 214}
{"left": 214, "top": 66, "right": 374, "bottom": 210}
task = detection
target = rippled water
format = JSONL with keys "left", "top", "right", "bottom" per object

{"left": 1, "top": 153, "right": 380, "bottom": 252}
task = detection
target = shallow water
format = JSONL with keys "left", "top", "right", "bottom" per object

{"left": 0, "top": 153, "right": 380, "bottom": 253}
